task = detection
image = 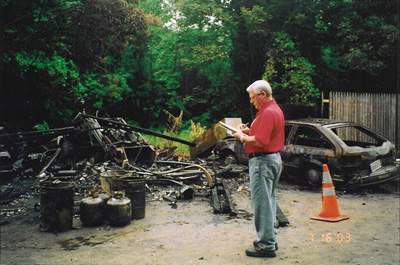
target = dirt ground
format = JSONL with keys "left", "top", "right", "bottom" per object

{"left": 1, "top": 177, "right": 399, "bottom": 265}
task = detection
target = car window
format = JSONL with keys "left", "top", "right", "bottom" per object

{"left": 284, "top": 124, "right": 293, "bottom": 145}
{"left": 332, "top": 126, "right": 385, "bottom": 147}
{"left": 293, "top": 126, "right": 333, "bottom": 149}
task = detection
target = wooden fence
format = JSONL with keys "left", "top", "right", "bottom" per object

{"left": 329, "top": 92, "right": 400, "bottom": 154}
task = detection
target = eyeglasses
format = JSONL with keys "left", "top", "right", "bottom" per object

{"left": 250, "top": 92, "right": 264, "bottom": 101}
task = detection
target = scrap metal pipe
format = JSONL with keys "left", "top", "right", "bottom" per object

{"left": 79, "top": 114, "right": 196, "bottom": 147}
{"left": 0, "top": 126, "right": 113, "bottom": 143}
{"left": 151, "top": 164, "right": 213, "bottom": 187}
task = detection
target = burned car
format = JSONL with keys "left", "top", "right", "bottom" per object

{"left": 214, "top": 118, "right": 399, "bottom": 189}
{"left": 282, "top": 119, "right": 399, "bottom": 188}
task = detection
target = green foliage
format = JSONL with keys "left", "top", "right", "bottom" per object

{"left": 144, "top": 118, "right": 206, "bottom": 157}
{"left": 15, "top": 51, "right": 80, "bottom": 87}
{"left": 263, "top": 32, "right": 319, "bottom": 106}
{"left": 1, "top": 0, "right": 398, "bottom": 131}
{"left": 33, "top": 121, "right": 50, "bottom": 131}
{"left": 2, "top": 0, "right": 149, "bottom": 126}
{"left": 240, "top": 5, "right": 270, "bottom": 36}
{"left": 312, "top": 0, "right": 399, "bottom": 92}
{"left": 139, "top": 0, "right": 234, "bottom": 126}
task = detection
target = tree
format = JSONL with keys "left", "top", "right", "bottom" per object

{"left": 1, "top": 0, "right": 398, "bottom": 130}
{"left": 1, "top": 0, "right": 149, "bottom": 127}
{"left": 313, "top": 0, "right": 399, "bottom": 93}
{"left": 263, "top": 32, "right": 319, "bottom": 106}
{"left": 138, "top": 0, "right": 235, "bottom": 126}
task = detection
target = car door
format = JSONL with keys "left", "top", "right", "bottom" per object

{"left": 282, "top": 124, "right": 336, "bottom": 185}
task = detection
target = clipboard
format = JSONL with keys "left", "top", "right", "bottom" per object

{"left": 218, "top": 121, "right": 248, "bottom": 136}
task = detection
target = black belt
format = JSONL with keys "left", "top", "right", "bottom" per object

{"left": 248, "top": 152, "right": 277, "bottom": 158}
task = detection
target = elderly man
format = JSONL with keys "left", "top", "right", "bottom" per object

{"left": 234, "top": 80, "right": 285, "bottom": 258}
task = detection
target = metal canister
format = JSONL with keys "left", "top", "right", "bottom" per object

{"left": 98, "top": 191, "right": 110, "bottom": 217}
{"left": 80, "top": 193, "right": 104, "bottom": 227}
{"left": 98, "top": 192, "right": 111, "bottom": 204}
{"left": 106, "top": 191, "right": 132, "bottom": 227}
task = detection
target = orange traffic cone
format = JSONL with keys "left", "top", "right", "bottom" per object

{"left": 310, "top": 164, "right": 349, "bottom": 222}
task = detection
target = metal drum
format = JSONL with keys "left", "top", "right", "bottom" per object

{"left": 116, "top": 177, "right": 146, "bottom": 219}
{"left": 39, "top": 180, "right": 75, "bottom": 232}
{"left": 100, "top": 170, "right": 131, "bottom": 194}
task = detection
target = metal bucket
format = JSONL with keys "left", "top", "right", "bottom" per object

{"left": 116, "top": 177, "right": 146, "bottom": 219}
{"left": 100, "top": 170, "right": 131, "bottom": 193}
{"left": 39, "top": 180, "right": 75, "bottom": 232}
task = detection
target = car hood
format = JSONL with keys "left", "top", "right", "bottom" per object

{"left": 343, "top": 141, "right": 394, "bottom": 158}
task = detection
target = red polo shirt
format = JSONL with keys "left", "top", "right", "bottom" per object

{"left": 245, "top": 99, "right": 285, "bottom": 154}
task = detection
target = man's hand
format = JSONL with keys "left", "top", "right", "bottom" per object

{"left": 234, "top": 131, "right": 247, "bottom": 143}
{"left": 238, "top": 123, "right": 250, "bottom": 134}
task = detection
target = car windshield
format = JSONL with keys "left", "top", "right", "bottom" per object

{"left": 330, "top": 125, "right": 386, "bottom": 148}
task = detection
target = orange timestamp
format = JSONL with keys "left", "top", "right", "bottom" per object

{"left": 309, "top": 232, "right": 351, "bottom": 243}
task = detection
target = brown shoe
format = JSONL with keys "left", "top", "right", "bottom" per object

{"left": 245, "top": 246, "right": 276, "bottom": 258}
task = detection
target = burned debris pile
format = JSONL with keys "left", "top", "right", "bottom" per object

{"left": 0, "top": 113, "right": 251, "bottom": 231}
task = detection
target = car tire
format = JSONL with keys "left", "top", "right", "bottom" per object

{"left": 304, "top": 166, "right": 322, "bottom": 187}
{"left": 220, "top": 151, "right": 239, "bottom": 165}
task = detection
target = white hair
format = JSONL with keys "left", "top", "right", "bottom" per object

{"left": 246, "top": 80, "right": 272, "bottom": 95}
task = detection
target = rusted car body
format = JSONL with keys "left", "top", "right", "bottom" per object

{"left": 214, "top": 118, "right": 399, "bottom": 189}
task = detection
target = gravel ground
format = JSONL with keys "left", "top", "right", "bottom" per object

{"left": 1, "top": 177, "right": 399, "bottom": 265}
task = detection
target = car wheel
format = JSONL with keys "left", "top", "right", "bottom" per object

{"left": 304, "top": 166, "right": 322, "bottom": 187}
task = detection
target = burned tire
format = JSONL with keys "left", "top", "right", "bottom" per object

{"left": 304, "top": 165, "right": 322, "bottom": 187}
{"left": 220, "top": 150, "right": 239, "bottom": 165}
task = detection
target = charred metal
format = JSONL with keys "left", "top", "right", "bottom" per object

{"left": 1, "top": 114, "right": 259, "bottom": 230}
